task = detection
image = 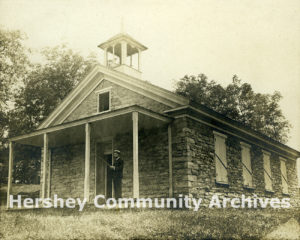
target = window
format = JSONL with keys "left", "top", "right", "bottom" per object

{"left": 213, "top": 131, "right": 228, "bottom": 184}
{"left": 97, "top": 90, "right": 110, "bottom": 113}
{"left": 262, "top": 150, "right": 273, "bottom": 191}
{"left": 241, "top": 142, "right": 253, "bottom": 188}
{"left": 280, "top": 157, "right": 288, "bottom": 194}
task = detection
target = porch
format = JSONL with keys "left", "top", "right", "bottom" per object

{"left": 7, "top": 105, "right": 174, "bottom": 207}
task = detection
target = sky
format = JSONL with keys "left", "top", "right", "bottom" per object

{"left": 0, "top": 0, "right": 299, "bottom": 154}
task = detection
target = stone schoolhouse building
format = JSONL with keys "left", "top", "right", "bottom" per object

{"left": 7, "top": 32, "right": 300, "bottom": 207}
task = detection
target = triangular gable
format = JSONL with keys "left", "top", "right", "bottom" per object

{"left": 62, "top": 79, "right": 174, "bottom": 124}
{"left": 38, "top": 64, "right": 188, "bottom": 129}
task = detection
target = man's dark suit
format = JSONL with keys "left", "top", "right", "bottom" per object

{"left": 112, "top": 157, "right": 124, "bottom": 199}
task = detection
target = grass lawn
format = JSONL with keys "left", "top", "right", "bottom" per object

{"left": 0, "top": 185, "right": 299, "bottom": 239}
{"left": 0, "top": 207, "right": 299, "bottom": 240}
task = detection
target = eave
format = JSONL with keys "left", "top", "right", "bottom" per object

{"left": 165, "top": 105, "right": 300, "bottom": 160}
{"left": 98, "top": 33, "right": 148, "bottom": 51}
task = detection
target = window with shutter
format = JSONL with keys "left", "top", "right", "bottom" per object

{"left": 262, "top": 150, "right": 273, "bottom": 191}
{"left": 213, "top": 131, "right": 228, "bottom": 184}
{"left": 280, "top": 157, "right": 288, "bottom": 194}
{"left": 241, "top": 142, "right": 253, "bottom": 188}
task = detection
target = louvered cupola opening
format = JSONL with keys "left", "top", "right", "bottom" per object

{"left": 98, "top": 33, "right": 147, "bottom": 79}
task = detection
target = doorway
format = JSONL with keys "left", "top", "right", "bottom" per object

{"left": 95, "top": 141, "right": 113, "bottom": 198}
{"left": 105, "top": 153, "right": 113, "bottom": 198}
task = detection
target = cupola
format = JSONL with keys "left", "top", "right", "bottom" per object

{"left": 98, "top": 32, "right": 147, "bottom": 79}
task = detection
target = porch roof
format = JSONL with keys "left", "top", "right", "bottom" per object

{"left": 9, "top": 105, "right": 172, "bottom": 148}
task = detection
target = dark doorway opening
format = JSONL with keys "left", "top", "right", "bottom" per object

{"left": 105, "top": 154, "right": 113, "bottom": 198}
{"left": 96, "top": 141, "right": 113, "bottom": 199}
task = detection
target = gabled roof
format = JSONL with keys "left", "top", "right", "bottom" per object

{"left": 98, "top": 33, "right": 148, "bottom": 51}
{"left": 32, "top": 63, "right": 300, "bottom": 160}
{"left": 37, "top": 64, "right": 189, "bottom": 129}
{"left": 11, "top": 60, "right": 300, "bottom": 158}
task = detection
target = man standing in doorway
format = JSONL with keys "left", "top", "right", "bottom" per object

{"left": 110, "top": 150, "right": 124, "bottom": 199}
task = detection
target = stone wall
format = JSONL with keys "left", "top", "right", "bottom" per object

{"left": 113, "top": 125, "right": 170, "bottom": 198}
{"left": 65, "top": 80, "right": 173, "bottom": 123}
{"left": 40, "top": 143, "right": 96, "bottom": 199}
{"left": 184, "top": 117, "right": 300, "bottom": 208}
{"left": 170, "top": 117, "right": 191, "bottom": 196}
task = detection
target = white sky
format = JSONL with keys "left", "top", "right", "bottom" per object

{"left": 0, "top": 0, "right": 299, "bottom": 154}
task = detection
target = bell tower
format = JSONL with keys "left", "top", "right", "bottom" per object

{"left": 98, "top": 32, "right": 147, "bottom": 79}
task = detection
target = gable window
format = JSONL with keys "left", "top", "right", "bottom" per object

{"left": 262, "top": 150, "right": 273, "bottom": 191}
{"left": 97, "top": 88, "right": 111, "bottom": 113}
{"left": 241, "top": 142, "right": 253, "bottom": 188}
{"left": 213, "top": 131, "right": 228, "bottom": 184}
{"left": 279, "top": 157, "right": 288, "bottom": 194}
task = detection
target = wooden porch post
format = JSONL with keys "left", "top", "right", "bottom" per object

{"left": 168, "top": 124, "right": 173, "bottom": 198}
{"left": 42, "top": 133, "right": 48, "bottom": 199}
{"left": 84, "top": 123, "right": 91, "bottom": 201}
{"left": 6, "top": 141, "right": 14, "bottom": 208}
{"left": 132, "top": 112, "right": 139, "bottom": 198}
{"left": 47, "top": 150, "right": 52, "bottom": 198}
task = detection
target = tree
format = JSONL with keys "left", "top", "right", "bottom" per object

{"left": 6, "top": 44, "right": 97, "bottom": 183}
{"left": 0, "top": 28, "right": 30, "bottom": 147}
{"left": 175, "top": 74, "right": 291, "bottom": 143}
{"left": 0, "top": 28, "right": 97, "bottom": 183}
{"left": 8, "top": 45, "right": 97, "bottom": 137}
